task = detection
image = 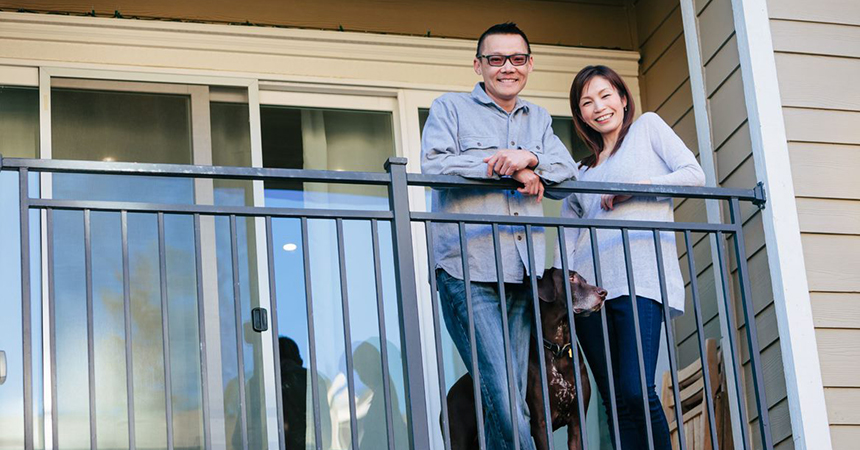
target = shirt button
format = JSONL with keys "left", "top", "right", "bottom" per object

{"left": 511, "top": 141, "right": 516, "bottom": 146}
{"left": 517, "top": 236, "right": 523, "bottom": 241}
{"left": 513, "top": 212, "right": 519, "bottom": 216}
{"left": 536, "top": 145, "right": 541, "bottom": 150}
{"left": 477, "top": 142, "right": 482, "bottom": 146}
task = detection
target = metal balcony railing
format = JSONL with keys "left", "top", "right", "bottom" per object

{"left": 0, "top": 154, "right": 772, "bottom": 450}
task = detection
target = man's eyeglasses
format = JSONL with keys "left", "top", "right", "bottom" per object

{"left": 477, "top": 53, "right": 531, "bottom": 67}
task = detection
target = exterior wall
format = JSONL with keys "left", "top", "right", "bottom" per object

{"left": 635, "top": 0, "right": 794, "bottom": 448}
{"left": 0, "top": 0, "right": 635, "bottom": 50}
{"left": 768, "top": 1, "right": 860, "bottom": 448}
{"left": 695, "top": 0, "right": 792, "bottom": 447}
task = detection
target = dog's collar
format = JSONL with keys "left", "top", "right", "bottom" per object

{"left": 542, "top": 339, "right": 573, "bottom": 359}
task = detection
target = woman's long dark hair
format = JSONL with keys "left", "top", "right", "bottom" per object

{"left": 569, "top": 65, "right": 636, "bottom": 168}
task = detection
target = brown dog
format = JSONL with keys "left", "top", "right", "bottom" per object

{"left": 445, "top": 267, "right": 606, "bottom": 450}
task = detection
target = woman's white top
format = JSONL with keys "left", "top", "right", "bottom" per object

{"left": 554, "top": 112, "right": 706, "bottom": 316}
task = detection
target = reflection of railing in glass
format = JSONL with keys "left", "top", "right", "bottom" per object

{"left": 0, "top": 155, "right": 773, "bottom": 450}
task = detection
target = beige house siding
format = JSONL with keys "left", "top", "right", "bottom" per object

{"left": 0, "top": 0, "right": 635, "bottom": 50}
{"left": 696, "top": 0, "right": 794, "bottom": 446}
{"left": 635, "top": 0, "right": 794, "bottom": 447}
{"left": 769, "top": 1, "right": 860, "bottom": 448}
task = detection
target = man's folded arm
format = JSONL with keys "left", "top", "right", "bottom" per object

{"left": 531, "top": 116, "right": 578, "bottom": 185}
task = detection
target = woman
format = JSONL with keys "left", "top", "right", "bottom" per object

{"left": 559, "top": 65, "right": 705, "bottom": 449}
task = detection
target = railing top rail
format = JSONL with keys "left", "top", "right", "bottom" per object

{"left": 0, "top": 156, "right": 392, "bottom": 186}
{"left": 408, "top": 173, "right": 761, "bottom": 203}
{"left": 0, "top": 155, "right": 765, "bottom": 205}
{"left": 411, "top": 211, "right": 738, "bottom": 233}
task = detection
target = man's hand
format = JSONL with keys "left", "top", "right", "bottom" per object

{"left": 600, "top": 179, "right": 651, "bottom": 210}
{"left": 512, "top": 168, "right": 544, "bottom": 202}
{"left": 484, "top": 149, "right": 538, "bottom": 177}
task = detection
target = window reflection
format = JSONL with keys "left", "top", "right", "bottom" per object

{"left": 0, "top": 85, "right": 40, "bottom": 450}
{"left": 261, "top": 105, "right": 405, "bottom": 448}
{"left": 49, "top": 84, "right": 204, "bottom": 450}
{"left": 261, "top": 106, "right": 395, "bottom": 211}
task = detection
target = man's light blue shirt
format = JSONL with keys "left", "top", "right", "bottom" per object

{"left": 421, "top": 83, "right": 577, "bottom": 283}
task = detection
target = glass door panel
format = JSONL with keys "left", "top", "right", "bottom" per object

{"left": 49, "top": 81, "right": 198, "bottom": 450}
{"left": 44, "top": 78, "right": 264, "bottom": 450}
{"left": 260, "top": 96, "right": 409, "bottom": 449}
{"left": 261, "top": 105, "right": 394, "bottom": 210}
{"left": 0, "top": 83, "right": 41, "bottom": 450}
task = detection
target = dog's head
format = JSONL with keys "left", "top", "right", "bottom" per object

{"left": 537, "top": 267, "right": 606, "bottom": 317}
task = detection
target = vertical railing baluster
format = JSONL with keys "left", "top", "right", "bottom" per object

{"left": 424, "top": 222, "right": 452, "bottom": 450}
{"left": 384, "top": 158, "right": 430, "bottom": 450}
{"left": 620, "top": 228, "right": 655, "bottom": 450}
{"left": 557, "top": 226, "right": 589, "bottom": 450}
{"left": 524, "top": 224, "right": 554, "bottom": 450}
{"left": 18, "top": 168, "right": 34, "bottom": 450}
{"left": 157, "top": 213, "right": 175, "bottom": 450}
{"left": 729, "top": 198, "right": 773, "bottom": 450}
{"left": 652, "top": 229, "right": 686, "bottom": 450}
{"left": 491, "top": 223, "right": 521, "bottom": 450}
{"left": 683, "top": 230, "right": 720, "bottom": 450}
{"left": 84, "top": 210, "right": 98, "bottom": 450}
{"left": 458, "top": 221, "right": 486, "bottom": 450}
{"left": 715, "top": 231, "right": 751, "bottom": 450}
{"left": 47, "top": 207, "right": 58, "bottom": 450}
{"left": 300, "top": 217, "right": 324, "bottom": 450}
{"left": 589, "top": 227, "right": 621, "bottom": 450}
{"left": 371, "top": 219, "right": 397, "bottom": 450}
{"left": 121, "top": 211, "right": 137, "bottom": 450}
{"left": 192, "top": 214, "right": 211, "bottom": 449}
{"left": 228, "top": 215, "right": 249, "bottom": 450}
{"left": 335, "top": 218, "right": 360, "bottom": 450}
{"left": 264, "top": 217, "right": 286, "bottom": 450}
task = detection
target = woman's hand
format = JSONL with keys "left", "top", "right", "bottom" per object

{"left": 484, "top": 149, "right": 538, "bottom": 177}
{"left": 512, "top": 168, "right": 544, "bottom": 202}
{"left": 600, "top": 179, "right": 651, "bottom": 210}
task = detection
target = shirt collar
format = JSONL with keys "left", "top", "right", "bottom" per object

{"left": 471, "top": 82, "right": 529, "bottom": 114}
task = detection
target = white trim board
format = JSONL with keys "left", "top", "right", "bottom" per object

{"left": 0, "top": 11, "right": 639, "bottom": 97}
{"left": 730, "top": 0, "right": 833, "bottom": 449}
{"left": 678, "top": 3, "right": 746, "bottom": 449}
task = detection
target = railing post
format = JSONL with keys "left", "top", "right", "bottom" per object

{"left": 384, "top": 157, "right": 431, "bottom": 450}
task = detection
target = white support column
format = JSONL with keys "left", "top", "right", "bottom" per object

{"left": 190, "top": 85, "right": 229, "bottom": 450}
{"left": 677, "top": 3, "right": 745, "bottom": 449}
{"left": 729, "top": 0, "right": 833, "bottom": 448}
{"left": 247, "top": 80, "right": 282, "bottom": 450}
{"left": 37, "top": 67, "right": 54, "bottom": 450}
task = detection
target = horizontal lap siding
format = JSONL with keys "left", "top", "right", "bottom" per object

{"left": 0, "top": 0, "right": 634, "bottom": 49}
{"left": 671, "top": 0, "right": 790, "bottom": 446}
{"left": 635, "top": 1, "right": 789, "bottom": 445}
{"left": 769, "top": 0, "right": 860, "bottom": 446}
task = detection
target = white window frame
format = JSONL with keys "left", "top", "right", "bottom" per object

{"left": 33, "top": 66, "right": 264, "bottom": 450}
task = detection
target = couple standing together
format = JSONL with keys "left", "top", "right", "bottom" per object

{"left": 421, "top": 22, "right": 706, "bottom": 450}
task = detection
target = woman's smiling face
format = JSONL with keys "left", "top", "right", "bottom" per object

{"left": 578, "top": 75, "right": 628, "bottom": 137}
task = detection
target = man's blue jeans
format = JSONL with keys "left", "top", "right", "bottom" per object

{"left": 576, "top": 295, "right": 672, "bottom": 450}
{"left": 436, "top": 269, "right": 536, "bottom": 450}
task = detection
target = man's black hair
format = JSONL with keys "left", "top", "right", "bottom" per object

{"left": 476, "top": 22, "right": 531, "bottom": 57}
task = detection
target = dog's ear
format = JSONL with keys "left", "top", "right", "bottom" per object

{"left": 537, "top": 267, "right": 564, "bottom": 303}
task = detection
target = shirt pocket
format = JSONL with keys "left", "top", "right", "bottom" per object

{"left": 458, "top": 136, "right": 500, "bottom": 153}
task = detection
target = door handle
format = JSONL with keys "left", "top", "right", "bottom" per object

{"left": 0, "top": 350, "right": 6, "bottom": 385}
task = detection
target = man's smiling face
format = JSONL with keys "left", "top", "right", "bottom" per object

{"left": 474, "top": 33, "right": 533, "bottom": 110}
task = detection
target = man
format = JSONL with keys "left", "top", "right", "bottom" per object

{"left": 421, "top": 22, "right": 576, "bottom": 450}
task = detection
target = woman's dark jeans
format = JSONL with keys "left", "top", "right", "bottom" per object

{"left": 576, "top": 295, "right": 672, "bottom": 450}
